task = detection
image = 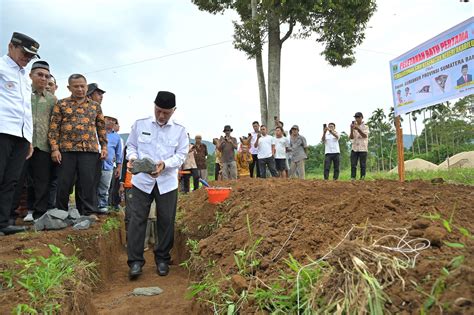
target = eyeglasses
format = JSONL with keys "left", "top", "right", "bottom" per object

{"left": 16, "top": 46, "right": 37, "bottom": 60}
{"left": 34, "top": 72, "right": 51, "bottom": 79}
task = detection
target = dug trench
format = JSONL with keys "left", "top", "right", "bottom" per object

{"left": 0, "top": 178, "right": 473, "bottom": 314}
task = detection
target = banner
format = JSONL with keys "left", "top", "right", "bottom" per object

{"left": 390, "top": 17, "right": 474, "bottom": 116}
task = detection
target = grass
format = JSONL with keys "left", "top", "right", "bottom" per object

{"left": 306, "top": 168, "right": 474, "bottom": 185}
{"left": 0, "top": 244, "right": 97, "bottom": 314}
{"left": 101, "top": 217, "right": 121, "bottom": 234}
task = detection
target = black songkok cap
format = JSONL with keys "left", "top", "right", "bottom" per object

{"left": 154, "top": 91, "right": 176, "bottom": 109}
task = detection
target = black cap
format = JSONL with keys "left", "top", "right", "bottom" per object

{"left": 87, "top": 83, "right": 106, "bottom": 96}
{"left": 223, "top": 125, "right": 233, "bottom": 132}
{"left": 354, "top": 112, "right": 363, "bottom": 118}
{"left": 154, "top": 91, "right": 176, "bottom": 109}
{"left": 31, "top": 60, "right": 49, "bottom": 71}
{"left": 11, "top": 32, "right": 40, "bottom": 57}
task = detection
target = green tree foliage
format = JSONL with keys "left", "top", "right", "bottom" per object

{"left": 413, "top": 97, "right": 474, "bottom": 163}
{"left": 365, "top": 96, "right": 474, "bottom": 171}
{"left": 192, "top": 0, "right": 377, "bottom": 125}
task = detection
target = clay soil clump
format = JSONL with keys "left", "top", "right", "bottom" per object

{"left": 178, "top": 178, "right": 474, "bottom": 314}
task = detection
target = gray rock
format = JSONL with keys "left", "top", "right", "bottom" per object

{"left": 47, "top": 208, "right": 69, "bottom": 220}
{"left": 68, "top": 208, "right": 81, "bottom": 219}
{"left": 0, "top": 231, "right": 4, "bottom": 236}
{"left": 132, "top": 287, "right": 163, "bottom": 296}
{"left": 131, "top": 158, "right": 156, "bottom": 174}
{"left": 73, "top": 220, "right": 91, "bottom": 230}
{"left": 34, "top": 212, "right": 69, "bottom": 231}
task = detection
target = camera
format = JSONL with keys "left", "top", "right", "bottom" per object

{"left": 323, "top": 123, "right": 327, "bottom": 129}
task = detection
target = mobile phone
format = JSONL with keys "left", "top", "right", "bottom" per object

{"left": 352, "top": 121, "right": 355, "bottom": 125}
{"left": 323, "top": 124, "right": 327, "bottom": 129}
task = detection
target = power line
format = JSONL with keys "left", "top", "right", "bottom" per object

{"left": 60, "top": 39, "right": 233, "bottom": 79}
{"left": 60, "top": 38, "right": 396, "bottom": 80}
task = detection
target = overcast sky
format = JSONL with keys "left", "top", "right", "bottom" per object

{"left": 1, "top": 0, "right": 472, "bottom": 144}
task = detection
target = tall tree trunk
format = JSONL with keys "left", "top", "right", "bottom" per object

{"left": 430, "top": 109, "right": 435, "bottom": 150}
{"left": 408, "top": 116, "right": 415, "bottom": 157}
{"left": 423, "top": 109, "right": 429, "bottom": 153}
{"left": 251, "top": 0, "right": 268, "bottom": 126}
{"left": 267, "top": 11, "right": 281, "bottom": 129}
{"left": 389, "top": 138, "right": 395, "bottom": 170}
{"left": 379, "top": 127, "right": 385, "bottom": 171}
{"left": 256, "top": 54, "right": 268, "bottom": 126}
{"left": 414, "top": 117, "right": 421, "bottom": 155}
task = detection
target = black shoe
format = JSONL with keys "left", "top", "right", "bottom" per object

{"left": 157, "top": 262, "right": 169, "bottom": 276}
{"left": 0, "top": 225, "right": 27, "bottom": 235}
{"left": 129, "top": 262, "right": 142, "bottom": 279}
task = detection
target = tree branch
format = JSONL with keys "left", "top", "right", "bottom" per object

{"left": 280, "top": 19, "right": 294, "bottom": 44}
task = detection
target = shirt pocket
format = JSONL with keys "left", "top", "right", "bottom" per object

{"left": 162, "top": 139, "right": 178, "bottom": 159}
{"left": 138, "top": 133, "right": 152, "bottom": 144}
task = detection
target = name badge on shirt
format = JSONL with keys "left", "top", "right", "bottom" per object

{"left": 142, "top": 132, "right": 151, "bottom": 135}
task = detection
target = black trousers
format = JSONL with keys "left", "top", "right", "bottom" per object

{"left": 0, "top": 134, "right": 29, "bottom": 228}
{"left": 127, "top": 185, "right": 178, "bottom": 267}
{"left": 10, "top": 162, "right": 33, "bottom": 221}
{"left": 258, "top": 156, "right": 278, "bottom": 178}
{"left": 324, "top": 153, "right": 340, "bottom": 180}
{"left": 350, "top": 151, "right": 368, "bottom": 179}
{"left": 47, "top": 164, "right": 59, "bottom": 209}
{"left": 12, "top": 148, "right": 52, "bottom": 216}
{"left": 56, "top": 152, "right": 100, "bottom": 215}
{"left": 108, "top": 167, "right": 121, "bottom": 208}
{"left": 250, "top": 154, "right": 260, "bottom": 178}
{"left": 182, "top": 168, "right": 199, "bottom": 192}
{"left": 75, "top": 157, "right": 101, "bottom": 211}
{"left": 214, "top": 163, "right": 221, "bottom": 181}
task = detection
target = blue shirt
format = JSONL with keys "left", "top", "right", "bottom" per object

{"left": 103, "top": 131, "right": 123, "bottom": 171}
{"left": 0, "top": 55, "right": 33, "bottom": 142}
{"left": 126, "top": 117, "right": 188, "bottom": 194}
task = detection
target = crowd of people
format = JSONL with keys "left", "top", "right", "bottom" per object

{"left": 0, "top": 32, "right": 370, "bottom": 279}
{"left": 180, "top": 112, "right": 370, "bottom": 191}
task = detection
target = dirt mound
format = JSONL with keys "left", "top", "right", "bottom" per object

{"left": 439, "top": 151, "right": 474, "bottom": 169}
{"left": 389, "top": 158, "right": 439, "bottom": 173}
{"left": 177, "top": 178, "right": 474, "bottom": 314}
{"left": 0, "top": 214, "right": 193, "bottom": 315}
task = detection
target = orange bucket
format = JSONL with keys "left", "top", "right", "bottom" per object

{"left": 206, "top": 187, "right": 232, "bottom": 204}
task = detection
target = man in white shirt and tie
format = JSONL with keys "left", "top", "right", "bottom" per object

{"left": 0, "top": 32, "right": 39, "bottom": 235}
{"left": 125, "top": 91, "right": 188, "bottom": 278}
{"left": 322, "top": 123, "right": 340, "bottom": 180}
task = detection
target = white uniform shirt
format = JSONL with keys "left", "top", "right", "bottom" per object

{"left": 126, "top": 117, "right": 188, "bottom": 194}
{"left": 249, "top": 131, "right": 259, "bottom": 155}
{"left": 257, "top": 135, "right": 275, "bottom": 159}
{"left": 0, "top": 55, "right": 33, "bottom": 142}
{"left": 324, "top": 131, "right": 340, "bottom": 154}
{"left": 274, "top": 136, "right": 289, "bottom": 159}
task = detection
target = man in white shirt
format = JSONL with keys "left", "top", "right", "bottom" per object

{"left": 350, "top": 112, "right": 370, "bottom": 180}
{"left": 0, "top": 32, "right": 40, "bottom": 235}
{"left": 274, "top": 126, "right": 289, "bottom": 178}
{"left": 126, "top": 91, "right": 188, "bottom": 279}
{"left": 249, "top": 121, "right": 260, "bottom": 178}
{"left": 254, "top": 125, "right": 278, "bottom": 178}
{"left": 321, "top": 123, "right": 340, "bottom": 180}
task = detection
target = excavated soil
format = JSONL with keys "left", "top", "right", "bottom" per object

{"left": 0, "top": 214, "right": 192, "bottom": 314}
{"left": 0, "top": 179, "right": 473, "bottom": 314}
{"left": 178, "top": 178, "right": 474, "bottom": 314}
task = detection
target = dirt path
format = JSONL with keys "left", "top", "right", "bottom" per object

{"left": 93, "top": 250, "right": 192, "bottom": 315}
